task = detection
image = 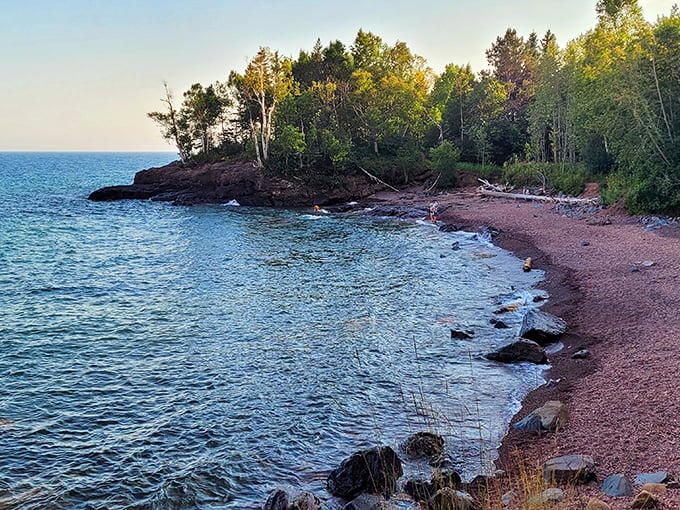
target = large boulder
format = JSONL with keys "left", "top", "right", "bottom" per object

{"left": 543, "top": 454, "right": 596, "bottom": 484}
{"left": 486, "top": 339, "right": 548, "bottom": 364}
{"left": 519, "top": 309, "right": 567, "bottom": 345}
{"left": 513, "top": 401, "right": 569, "bottom": 432}
{"left": 327, "top": 446, "right": 403, "bottom": 500}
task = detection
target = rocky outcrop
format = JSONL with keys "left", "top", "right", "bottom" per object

{"left": 486, "top": 339, "right": 548, "bottom": 364}
{"left": 543, "top": 454, "right": 596, "bottom": 484}
{"left": 513, "top": 400, "right": 569, "bottom": 432}
{"left": 89, "top": 160, "right": 383, "bottom": 206}
{"left": 519, "top": 309, "right": 567, "bottom": 345}
{"left": 327, "top": 446, "right": 403, "bottom": 501}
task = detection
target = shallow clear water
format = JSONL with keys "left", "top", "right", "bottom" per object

{"left": 0, "top": 153, "right": 545, "bottom": 509}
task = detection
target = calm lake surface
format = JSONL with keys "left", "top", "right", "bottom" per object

{"left": 0, "top": 153, "right": 546, "bottom": 509}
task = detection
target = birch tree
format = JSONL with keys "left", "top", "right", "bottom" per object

{"left": 229, "top": 47, "right": 293, "bottom": 166}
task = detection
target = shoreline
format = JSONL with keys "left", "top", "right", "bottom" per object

{"left": 362, "top": 188, "right": 680, "bottom": 508}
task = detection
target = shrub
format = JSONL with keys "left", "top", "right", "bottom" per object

{"left": 502, "top": 162, "right": 592, "bottom": 196}
{"left": 430, "top": 141, "right": 461, "bottom": 188}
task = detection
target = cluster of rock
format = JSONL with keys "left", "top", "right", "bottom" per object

{"left": 260, "top": 431, "right": 481, "bottom": 510}
{"left": 484, "top": 308, "right": 567, "bottom": 366}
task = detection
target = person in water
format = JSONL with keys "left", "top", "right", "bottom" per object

{"left": 429, "top": 201, "right": 438, "bottom": 223}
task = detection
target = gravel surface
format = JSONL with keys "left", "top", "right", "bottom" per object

{"left": 365, "top": 189, "right": 680, "bottom": 508}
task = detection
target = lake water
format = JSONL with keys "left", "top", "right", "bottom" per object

{"left": 0, "top": 153, "right": 546, "bottom": 509}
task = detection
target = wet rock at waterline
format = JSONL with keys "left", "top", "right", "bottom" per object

{"left": 513, "top": 400, "right": 569, "bottom": 432}
{"left": 327, "top": 446, "right": 403, "bottom": 500}
{"left": 343, "top": 493, "right": 389, "bottom": 510}
{"left": 263, "top": 488, "right": 321, "bottom": 510}
{"left": 486, "top": 339, "right": 548, "bottom": 364}
{"left": 519, "top": 309, "right": 567, "bottom": 345}
{"left": 403, "top": 431, "right": 445, "bottom": 460}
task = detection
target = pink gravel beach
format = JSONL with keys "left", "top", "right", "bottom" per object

{"left": 370, "top": 188, "right": 680, "bottom": 508}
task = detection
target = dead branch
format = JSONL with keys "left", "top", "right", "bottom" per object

{"left": 358, "top": 166, "right": 400, "bottom": 192}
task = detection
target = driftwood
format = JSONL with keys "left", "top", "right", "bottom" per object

{"left": 478, "top": 189, "right": 599, "bottom": 206}
{"left": 358, "top": 166, "right": 400, "bottom": 192}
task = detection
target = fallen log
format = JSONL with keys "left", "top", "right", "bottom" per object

{"left": 478, "top": 189, "right": 599, "bottom": 205}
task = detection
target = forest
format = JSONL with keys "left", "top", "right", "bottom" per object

{"left": 148, "top": 0, "right": 680, "bottom": 215}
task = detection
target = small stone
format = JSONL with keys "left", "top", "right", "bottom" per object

{"left": 634, "top": 472, "right": 668, "bottom": 485}
{"left": 631, "top": 266, "right": 641, "bottom": 273}
{"left": 451, "top": 241, "right": 460, "bottom": 250}
{"left": 450, "top": 327, "right": 474, "bottom": 340}
{"left": 543, "top": 454, "right": 595, "bottom": 484}
{"left": 490, "top": 318, "right": 510, "bottom": 329}
{"left": 514, "top": 401, "right": 569, "bottom": 432}
{"left": 428, "top": 488, "right": 475, "bottom": 510}
{"left": 631, "top": 490, "right": 658, "bottom": 508}
{"left": 527, "top": 487, "right": 564, "bottom": 505}
{"left": 641, "top": 260, "right": 654, "bottom": 267}
{"left": 343, "top": 493, "right": 388, "bottom": 510}
{"left": 601, "top": 473, "right": 633, "bottom": 496}
{"left": 501, "top": 490, "right": 517, "bottom": 507}
{"left": 585, "top": 497, "right": 612, "bottom": 510}
{"left": 641, "top": 483, "right": 667, "bottom": 495}
{"left": 581, "top": 240, "right": 591, "bottom": 246}
{"left": 572, "top": 349, "right": 591, "bottom": 359}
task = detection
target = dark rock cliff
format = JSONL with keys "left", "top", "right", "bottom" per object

{"left": 89, "top": 160, "right": 385, "bottom": 206}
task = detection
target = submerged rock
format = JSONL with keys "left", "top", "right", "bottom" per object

{"left": 327, "top": 446, "right": 403, "bottom": 500}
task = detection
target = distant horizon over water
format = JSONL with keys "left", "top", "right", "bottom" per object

{"left": 0, "top": 152, "right": 546, "bottom": 509}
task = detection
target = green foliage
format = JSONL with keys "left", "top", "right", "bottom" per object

{"left": 146, "top": 6, "right": 680, "bottom": 213}
{"left": 503, "top": 162, "right": 592, "bottom": 196}
{"left": 429, "top": 140, "right": 460, "bottom": 187}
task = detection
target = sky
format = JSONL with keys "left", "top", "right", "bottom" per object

{"left": 0, "top": 0, "right": 675, "bottom": 151}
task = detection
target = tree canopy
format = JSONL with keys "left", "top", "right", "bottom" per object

{"left": 149, "top": 2, "right": 680, "bottom": 214}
